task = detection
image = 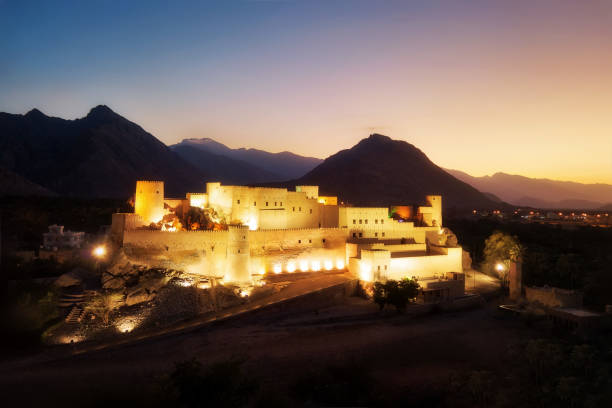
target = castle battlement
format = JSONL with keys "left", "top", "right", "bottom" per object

{"left": 116, "top": 180, "right": 460, "bottom": 286}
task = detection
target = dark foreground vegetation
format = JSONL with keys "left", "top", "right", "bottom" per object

{"left": 0, "top": 196, "right": 130, "bottom": 252}
{"left": 447, "top": 217, "right": 612, "bottom": 308}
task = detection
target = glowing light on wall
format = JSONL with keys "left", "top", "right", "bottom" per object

{"left": 495, "top": 263, "right": 505, "bottom": 272}
{"left": 336, "top": 260, "right": 345, "bottom": 270}
{"left": 287, "top": 261, "right": 296, "bottom": 273}
{"left": 359, "top": 263, "right": 372, "bottom": 282}
{"left": 197, "top": 282, "right": 211, "bottom": 289}
{"left": 245, "top": 217, "right": 258, "bottom": 231}
{"left": 189, "top": 196, "right": 207, "bottom": 209}
{"left": 273, "top": 264, "right": 282, "bottom": 274}
{"left": 239, "top": 289, "right": 251, "bottom": 297}
{"left": 311, "top": 260, "right": 321, "bottom": 271}
{"left": 324, "top": 260, "right": 333, "bottom": 270}
{"left": 299, "top": 260, "right": 309, "bottom": 272}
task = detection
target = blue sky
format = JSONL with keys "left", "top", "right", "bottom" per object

{"left": 2, "top": 0, "right": 611, "bottom": 183}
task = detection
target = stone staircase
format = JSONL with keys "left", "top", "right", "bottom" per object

{"left": 65, "top": 306, "right": 86, "bottom": 323}
{"left": 58, "top": 293, "right": 86, "bottom": 308}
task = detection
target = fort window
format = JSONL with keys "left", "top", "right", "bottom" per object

{"left": 353, "top": 219, "right": 356, "bottom": 224}
{"left": 352, "top": 233, "right": 356, "bottom": 238}
{"left": 274, "top": 202, "right": 277, "bottom": 206}
{"left": 381, "top": 219, "right": 384, "bottom": 224}
{"left": 298, "top": 240, "right": 301, "bottom": 244}
{"left": 293, "top": 207, "right": 295, "bottom": 211}
{"left": 375, "top": 232, "right": 378, "bottom": 237}
{"left": 322, "top": 238, "right": 326, "bottom": 243}
{"left": 309, "top": 209, "right": 312, "bottom": 214}
{"left": 237, "top": 199, "right": 240, "bottom": 204}
{"left": 299, "top": 207, "right": 302, "bottom": 211}
{"left": 384, "top": 265, "right": 388, "bottom": 270}
{"left": 156, "top": 190, "right": 160, "bottom": 194}
{"left": 365, "top": 219, "right": 368, "bottom": 224}
{"left": 266, "top": 202, "right": 269, "bottom": 206}
{"left": 242, "top": 235, "right": 246, "bottom": 239}
{"left": 359, "top": 219, "right": 362, "bottom": 224}
{"left": 238, "top": 249, "right": 240, "bottom": 253}
{"left": 377, "top": 266, "right": 381, "bottom": 271}
{"left": 382, "top": 232, "right": 385, "bottom": 237}
{"left": 280, "top": 202, "right": 283, "bottom": 206}
{"left": 308, "top": 239, "right": 312, "bottom": 243}
{"left": 359, "top": 232, "right": 363, "bottom": 237}
{"left": 253, "top": 201, "right": 256, "bottom": 206}
{"left": 375, "top": 219, "right": 378, "bottom": 224}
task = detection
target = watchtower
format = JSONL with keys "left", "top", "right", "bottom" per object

{"left": 135, "top": 181, "right": 164, "bottom": 225}
{"left": 225, "top": 225, "right": 251, "bottom": 283}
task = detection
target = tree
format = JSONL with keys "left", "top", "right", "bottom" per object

{"left": 398, "top": 278, "right": 419, "bottom": 303}
{"left": 372, "top": 282, "right": 386, "bottom": 310}
{"left": 483, "top": 231, "right": 523, "bottom": 285}
{"left": 85, "top": 291, "right": 123, "bottom": 325}
{"left": 371, "top": 278, "right": 420, "bottom": 312}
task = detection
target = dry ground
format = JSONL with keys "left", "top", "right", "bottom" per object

{"left": 0, "top": 287, "right": 534, "bottom": 407}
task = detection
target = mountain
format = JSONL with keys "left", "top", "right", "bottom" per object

{"left": 171, "top": 138, "right": 322, "bottom": 180}
{"left": 0, "top": 106, "right": 208, "bottom": 198}
{"left": 0, "top": 166, "right": 56, "bottom": 197}
{"left": 446, "top": 169, "right": 612, "bottom": 209}
{"left": 170, "top": 144, "right": 280, "bottom": 184}
{"left": 281, "top": 134, "right": 501, "bottom": 209}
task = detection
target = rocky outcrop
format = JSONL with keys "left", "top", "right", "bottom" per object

{"left": 125, "top": 288, "right": 157, "bottom": 306}
{"left": 55, "top": 271, "right": 82, "bottom": 287}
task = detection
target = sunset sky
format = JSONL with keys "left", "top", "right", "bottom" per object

{"left": 1, "top": 0, "right": 611, "bottom": 184}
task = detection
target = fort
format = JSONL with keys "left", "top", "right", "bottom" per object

{"left": 111, "top": 181, "right": 466, "bottom": 299}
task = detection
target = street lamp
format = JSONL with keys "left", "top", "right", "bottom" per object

{"left": 92, "top": 245, "right": 106, "bottom": 258}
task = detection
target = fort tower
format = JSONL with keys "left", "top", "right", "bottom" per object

{"left": 135, "top": 181, "right": 165, "bottom": 225}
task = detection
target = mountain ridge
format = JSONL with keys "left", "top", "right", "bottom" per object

{"left": 447, "top": 169, "right": 612, "bottom": 209}
{"left": 268, "top": 134, "right": 503, "bottom": 209}
{"left": 0, "top": 106, "right": 209, "bottom": 198}
{"left": 171, "top": 137, "right": 322, "bottom": 181}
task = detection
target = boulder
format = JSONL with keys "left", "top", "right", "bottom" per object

{"left": 125, "top": 288, "right": 156, "bottom": 306}
{"left": 106, "top": 250, "right": 132, "bottom": 277}
{"left": 139, "top": 276, "right": 169, "bottom": 292}
{"left": 102, "top": 275, "right": 126, "bottom": 290}
{"left": 446, "top": 233, "right": 458, "bottom": 247}
{"left": 54, "top": 271, "right": 82, "bottom": 287}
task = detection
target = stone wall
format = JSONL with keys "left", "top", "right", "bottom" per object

{"left": 525, "top": 286, "right": 583, "bottom": 308}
